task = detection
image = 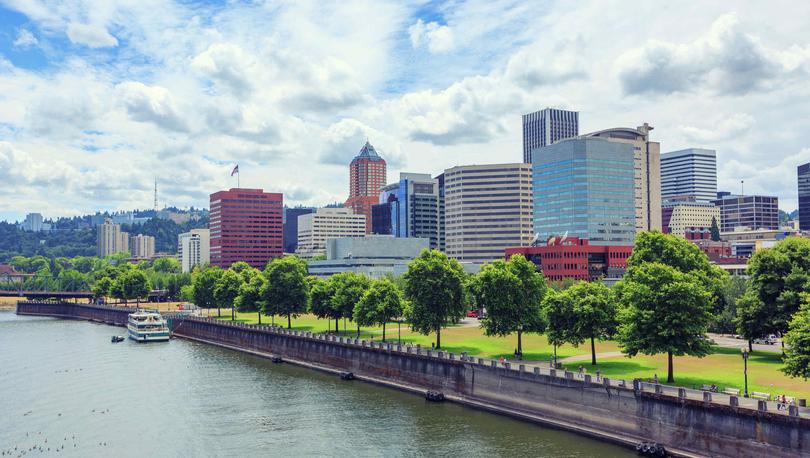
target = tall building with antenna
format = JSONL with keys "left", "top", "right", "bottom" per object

{"left": 345, "top": 141, "right": 387, "bottom": 233}
{"left": 154, "top": 178, "right": 159, "bottom": 213}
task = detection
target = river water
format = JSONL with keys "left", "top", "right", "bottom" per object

{"left": 0, "top": 313, "right": 632, "bottom": 457}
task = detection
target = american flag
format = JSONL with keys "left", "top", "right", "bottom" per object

{"left": 231, "top": 165, "right": 239, "bottom": 176}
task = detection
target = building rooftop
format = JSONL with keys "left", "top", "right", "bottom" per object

{"left": 351, "top": 141, "right": 385, "bottom": 163}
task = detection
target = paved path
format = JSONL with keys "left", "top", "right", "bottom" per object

{"left": 559, "top": 351, "right": 624, "bottom": 363}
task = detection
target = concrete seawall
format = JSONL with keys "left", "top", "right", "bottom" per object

{"left": 16, "top": 301, "right": 810, "bottom": 457}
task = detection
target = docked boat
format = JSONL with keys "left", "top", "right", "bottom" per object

{"left": 127, "top": 310, "right": 170, "bottom": 342}
{"left": 111, "top": 335, "right": 125, "bottom": 343}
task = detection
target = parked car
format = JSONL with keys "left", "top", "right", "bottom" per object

{"left": 733, "top": 334, "right": 744, "bottom": 339}
{"left": 753, "top": 337, "right": 775, "bottom": 345}
{"left": 466, "top": 310, "right": 479, "bottom": 318}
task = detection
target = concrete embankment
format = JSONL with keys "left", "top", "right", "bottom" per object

{"left": 16, "top": 301, "right": 810, "bottom": 458}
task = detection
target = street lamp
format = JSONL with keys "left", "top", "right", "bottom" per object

{"left": 741, "top": 347, "right": 749, "bottom": 398}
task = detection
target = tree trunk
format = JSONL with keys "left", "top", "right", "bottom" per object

{"left": 436, "top": 327, "right": 441, "bottom": 349}
{"left": 231, "top": 307, "right": 235, "bottom": 321}
{"left": 258, "top": 311, "right": 261, "bottom": 325}
{"left": 591, "top": 335, "right": 597, "bottom": 365}
{"left": 335, "top": 317, "right": 339, "bottom": 334}
{"left": 667, "top": 351, "right": 674, "bottom": 383}
{"left": 517, "top": 329, "right": 523, "bottom": 357}
{"left": 356, "top": 323, "right": 360, "bottom": 338}
{"left": 748, "top": 339, "right": 753, "bottom": 352}
{"left": 287, "top": 314, "right": 291, "bottom": 329}
{"left": 217, "top": 306, "right": 221, "bottom": 317}
{"left": 382, "top": 322, "right": 386, "bottom": 342}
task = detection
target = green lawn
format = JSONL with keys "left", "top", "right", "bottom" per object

{"left": 210, "top": 309, "right": 809, "bottom": 400}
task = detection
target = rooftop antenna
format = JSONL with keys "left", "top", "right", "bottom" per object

{"left": 741, "top": 180, "right": 744, "bottom": 196}
{"left": 154, "top": 178, "right": 158, "bottom": 213}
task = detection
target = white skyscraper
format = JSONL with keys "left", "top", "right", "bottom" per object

{"left": 178, "top": 228, "right": 210, "bottom": 273}
{"left": 522, "top": 108, "right": 579, "bottom": 163}
{"left": 661, "top": 148, "right": 718, "bottom": 203}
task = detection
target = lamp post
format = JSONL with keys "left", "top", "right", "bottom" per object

{"left": 741, "top": 347, "right": 749, "bottom": 398}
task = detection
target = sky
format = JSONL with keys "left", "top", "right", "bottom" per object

{"left": 1, "top": 0, "right": 809, "bottom": 223}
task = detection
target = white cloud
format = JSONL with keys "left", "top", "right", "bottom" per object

{"left": 66, "top": 22, "right": 118, "bottom": 48}
{"left": 678, "top": 113, "right": 755, "bottom": 143}
{"left": 13, "top": 29, "right": 38, "bottom": 48}
{"left": 409, "top": 19, "right": 455, "bottom": 54}
{"left": 116, "top": 81, "right": 188, "bottom": 132}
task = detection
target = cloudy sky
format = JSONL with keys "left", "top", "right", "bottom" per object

{"left": 1, "top": 0, "right": 809, "bottom": 222}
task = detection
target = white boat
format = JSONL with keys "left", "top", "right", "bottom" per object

{"left": 127, "top": 310, "right": 171, "bottom": 342}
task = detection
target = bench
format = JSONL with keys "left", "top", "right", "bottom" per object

{"left": 722, "top": 388, "right": 741, "bottom": 396}
{"left": 751, "top": 391, "right": 771, "bottom": 401}
{"left": 701, "top": 384, "right": 718, "bottom": 392}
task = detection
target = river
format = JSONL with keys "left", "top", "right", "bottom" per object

{"left": 0, "top": 312, "right": 632, "bottom": 457}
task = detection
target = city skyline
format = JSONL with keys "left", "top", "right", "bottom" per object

{"left": 1, "top": 2, "right": 809, "bottom": 222}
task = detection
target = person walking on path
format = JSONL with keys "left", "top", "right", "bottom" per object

{"left": 653, "top": 374, "right": 658, "bottom": 384}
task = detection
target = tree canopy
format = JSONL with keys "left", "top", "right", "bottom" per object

{"left": 781, "top": 296, "right": 810, "bottom": 380}
{"left": 215, "top": 269, "right": 244, "bottom": 320}
{"left": 354, "top": 278, "right": 404, "bottom": 341}
{"left": 309, "top": 276, "right": 339, "bottom": 332}
{"left": 235, "top": 268, "right": 266, "bottom": 323}
{"left": 261, "top": 255, "right": 309, "bottom": 328}
{"left": 331, "top": 271, "right": 371, "bottom": 336}
{"left": 192, "top": 265, "right": 223, "bottom": 312}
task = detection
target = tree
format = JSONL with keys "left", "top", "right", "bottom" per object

{"left": 542, "top": 290, "right": 577, "bottom": 363}
{"left": 473, "top": 254, "right": 546, "bottom": 356}
{"left": 403, "top": 249, "right": 466, "bottom": 349}
{"left": 215, "top": 269, "right": 244, "bottom": 320}
{"left": 781, "top": 298, "right": 810, "bottom": 380}
{"left": 616, "top": 262, "right": 713, "bottom": 383}
{"left": 57, "top": 269, "right": 89, "bottom": 292}
{"left": 262, "top": 255, "right": 309, "bottom": 328}
{"left": 567, "top": 281, "right": 616, "bottom": 365}
{"left": 235, "top": 269, "right": 266, "bottom": 324}
{"left": 331, "top": 272, "right": 371, "bottom": 336}
{"left": 354, "top": 278, "right": 404, "bottom": 341}
{"left": 712, "top": 276, "right": 747, "bottom": 334}
{"left": 112, "top": 269, "right": 151, "bottom": 305}
{"left": 192, "top": 266, "right": 223, "bottom": 314}
{"left": 152, "top": 257, "right": 181, "bottom": 273}
{"left": 710, "top": 217, "right": 721, "bottom": 241}
{"left": 92, "top": 276, "right": 113, "bottom": 301}
{"left": 309, "top": 276, "right": 338, "bottom": 332}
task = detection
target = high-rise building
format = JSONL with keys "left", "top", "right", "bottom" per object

{"left": 436, "top": 173, "right": 446, "bottom": 252}
{"left": 533, "top": 137, "right": 636, "bottom": 245}
{"left": 799, "top": 163, "right": 810, "bottom": 231}
{"left": 444, "top": 163, "right": 534, "bottom": 263}
{"left": 661, "top": 201, "right": 720, "bottom": 239}
{"left": 209, "top": 188, "right": 283, "bottom": 269}
{"left": 371, "top": 173, "right": 439, "bottom": 248}
{"left": 20, "top": 213, "right": 44, "bottom": 232}
{"left": 712, "top": 194, "right": 779, "bottom": 232}
{"left": 661, "top": 148, "right": 717, "bottom": 203}
{"left": 584, "top": 123, "right": 661, "bottom": 233}
{"left": 129, "top": 234, "right": 156, "bottom": 259}
{"left": 296, "top": 207, "right": 366, "bottom": 259}
{"left": 522, "top": 108, "right": 579, "bottom": 163}
{"left": 97, "top": 218, "right": 129, "bottom": 257}
{"left": 178, "top": 228, "right": 210, "bottom": 273}
{"left": 345, "top": 141, "right": 387, "bottom": 233}
{"left": 283, "top": 207, "right": 315, "bottom": 254}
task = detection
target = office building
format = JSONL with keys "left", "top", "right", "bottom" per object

{"left": 129, "top": 234, "right": 156, "bottom": 259}
{"left": 506, "top": 237, "right": 632, "bottom": 283}
{"left": 533, "top": 137, "right": 636, "bottom": 245}
{"left": 661, "top": 200, "right": 720, "bottom": 239}
{"left": 522, "top": 108, "right": 579, "bottom": 163}
{"left": 307, "top": 235, "right": 429, "bottom": 278}
{"left": 20, "top": 213, "right": 44, "bottom": 232}
{"left": 584, "top": 123, "right": 662, "bottom": 233}
{"left": 283, "top": 207, "right": 315, "bottom": 254}
{"left": 444, "top": 163, "right": 533, "bottom": 263}
{"left": 97, "top": 218, "right": 129, "bottom": 257}
{"left": 209, "top": 188, "right": 283, "bottom": 269}
{"left": 345, "top": 141, "right": 387, "bottom": 233}
{"left": 661, "top": 148, "right": 717, "bottom": 202}
{"left": 436, "top": 173, "right": 446, "bottom": 252}
{"left": 296, "top": 207, "right": 366, "bottom": 259}
{"left": 799, "top": 163, "right": 810, "bottom": 231}
{"left": 712, "top": 194, "right": 779, "bottom": 232}
{"left": 372, "top": 173, "right": 439, "bottom": 249}
{"left": 178, "top": 228, "right": 210, "bottom": 273}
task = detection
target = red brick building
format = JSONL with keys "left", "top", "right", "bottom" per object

{"left": 209, "top": 188, "right": 283, "bottom": 269}
{"left": 345, "top": 142, "right": 386, "bottom": 233}
{"left": 505, "top": 237, "right": 632, "bottom": 282}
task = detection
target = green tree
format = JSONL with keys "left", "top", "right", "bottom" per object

{"left": 710, "top": 217, "right": 721, "bottom": 241}
{"left": 262, "top": 255, "right": 309, "bottom": 328}
{"left": 781, "top": 297, "right": 810, "bottom": 380}
{"left": 309, "top": 276, "right": 339, "bottom": 332}
{"left": 192, "top": 266, "right": 223, "bottom": 314}
{"left": 331, "top": 272, "right": 371, "bottom": 336}
{"left": 542, "top": 290, "right": 577, "bottom": 363}
{"left": 616, "top": 262, "right": 713, "bottom": 383}
{"left": 152, "top": 257, "right": 181, "bottom": 273}
{"left": 112, "top": 269, "right": 151, "bottom": 305}
{"left": 215, "top": 269, "right": 244, "bottom": 320}
{"left": 57, "top": 269, "right": 89, "bottom": 292}
{"left": 473, "top": 254, "right": 546, "bottom": 356}
{"left": 92, "top": 276, "right": 113, "bottom": 301}
{"left": 235, "top": 269, "right": 266, "bottom": 324}
{"left": 567, "top": 281, "right": 616, "bottom": 365}
{"left": 354, "top": 278, "right": 404, "bottom": 341}
{"left": 403, "top": 249, "right": 466, "bottom": 349}
{"left": 713, "top": 276, "right": 747, "bottom": 334}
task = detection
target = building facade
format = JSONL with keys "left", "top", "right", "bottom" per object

{"left": 96, "top": 219, "right": 129, "bottom": 257}
{"left": 533, "top": 137, "right": 636, "bottom": 245}
{"left": 444, "top": 163, "right": 534, "bottom": 263}
{"left": 505, "top": 237, "right": 632, "bottom": 282}
{"left": 522, "top": 108, "right": 579, "bottom": 163}
{"left": 661, "top": 201, "right": 720, "bottom": 239}
{"left": 345, "top": 141, "right": 387, "bottom": 233}
{"left": 712, "top": 194, "right": 779, "bottom": 232}
{"left": 371, "top": 173, "right": 439, "bottom": 248}
{"left": 20, "top": 213, "right": 44, "bottom": 232}
{"left": 296, "top": 207, "right": 366, "bottom": 259}
{"left": 209, "top": 188, "right": 283, "bottom": 269}
{"left": 308, "top": 235, "right": 429, "bottom": 278}
{"left": 283, "top": 207, "right": 314, "bottom": 254}
{"left": 178, "top": 228, "right": 210, "bottom": 273}
{"left": 129, "top": 234, "right": 156, "bottom": 259}
{"left": 661, "top": 148, "right": 717, "bottom": 203}
{"left": 799, "top": 163, "right": 810, "bottom": 231}
{"left": 584, "top": 123, "right": 662, "bottom": 233}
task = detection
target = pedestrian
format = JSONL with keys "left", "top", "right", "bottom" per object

{"left": 596, "top": 370, "right": 601, "bottom": 381}
{"left": 578, "top": 365, "right": 584, "bottom": 378}
{"left": 653, "top": 374, "right": 658, "bottom": 384}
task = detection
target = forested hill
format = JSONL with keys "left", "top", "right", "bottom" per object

{"left": 0, "top": 216, "right": 208, "bottom": 261}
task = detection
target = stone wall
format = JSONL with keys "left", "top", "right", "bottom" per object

{"left": 16, "top": 302, "right": 809, "bottom": 458}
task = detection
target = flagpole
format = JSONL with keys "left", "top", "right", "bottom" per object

{"left": 237, "top": 170, "right": 240, "bottom": 188}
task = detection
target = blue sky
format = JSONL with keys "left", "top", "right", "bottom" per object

{"left": 1, "top": 0, "right": 809, "bottom": 223}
